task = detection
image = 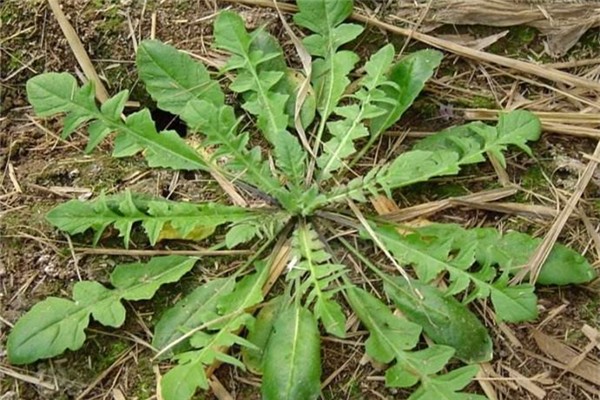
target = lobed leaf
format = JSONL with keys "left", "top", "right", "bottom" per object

{"left": 214, "top": 11, "right": 307, "bottom": 188}
{"left": 370, "top": 49, "right": 443, "bottom": 136}
{"left": 242, "top": 296, "right": 286, "bottom": 374}
{"left": 415, "top": 223, "right": 597, "bottom": 285}
{"left": 289, "top": 223, "right": 348, "bottom": 337}
{"left": 318, "top": 44, "right": 397, "bottom": 179}
{"left": 160, "top": 264, "right": 269, "bottom": 400}
{"left": 8, "top": 256, "right": 196, "bottom": 365}
{"left": 346, "top": 286, "right": 482, "bottom": 397}
{"left": 294, "top": 0, "right": 363, "bottom": 121}
{"left": 46, "top": 191, "right": 257, "bottom": 247}
{"left": 26, "top": 73, "right": 207, "bottom": 170}
{"left": 324, "top": 111, "right": 542, "bottom": 206}
{"left": 382, "top": 276, "right": 493, "bottom": 363}
{"left": 152, "top": 278, "right": 236, "bottom": 357}
{"left": 374, "top": 224, "right": 538, "bottom": 323}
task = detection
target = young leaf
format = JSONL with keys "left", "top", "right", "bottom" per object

{"left": 262, "top": 304, "right": 322, "bottom": 400}
{"left": 294, "top": 0, "right": 363, "bottom": 121}
{"left": 46, "top": 191, "right": 257, "bottom": 247}
{"left": 318, "top": 44, "right": 397, "bottom": 179}
{"left": 383, "top": 276, "right": 493, "bottom": 363}
{"left": 136, "top": 40, "right": 224, "bottom": 120}
{"left": 374, "top": 224, "right": 538, "bottom": 323}
{"left": 8, "top": 256, "right": 196, "bottom": 365}
{"left": 346, "top": 287, "right": 422, "bottom": 363}
{"left": 26, "top": 73, "right": 208, "bottom": 170}
{"left": 289, "top": 223, "right": 347, "bottom": 337}
{"left": 161, "top": 264, "right": 269, "bottom": 400}
{"left": 152, "top": 278, "right": 237, "bottom": 357}
{"left": 351, "top": 49, "right": 443, "bottom": 165}
{"left": 182, "top": 99, "right": 287, "bottom": 199}
{"left": 409, "top": 365, "right": 486, "bottom": 400}
{"left": 214, "top": 11, "right": 307, "bottom": 188}
{"left": 370, "top": 49, "right": 443, "bottom": 135}
{"left": 324, "top": 111, "right": 542, "bottom": 205}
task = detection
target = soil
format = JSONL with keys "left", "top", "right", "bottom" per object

{"left": 1, "top": 1, "right": 599, "bottom": 400}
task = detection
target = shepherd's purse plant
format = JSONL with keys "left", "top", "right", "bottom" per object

{"left": 8, "top": 1, "right": 597, "bottom": 399}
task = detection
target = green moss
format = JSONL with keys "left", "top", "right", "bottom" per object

{"left": 580, "top": 296, "right": 600, "bottom": 327}
{"left": 470, "top": 95, "right": 497, "bottom": 109}
{"left": 520, "top": 165, "right": 546, "bottom": 190}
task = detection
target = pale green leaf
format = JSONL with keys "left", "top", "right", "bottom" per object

{"left": 137, "top": 40, "right": 224, "bottom": 119}
{"left": 262, "top": 305, "right": 321, "bottom": 400}
{"left": 213, "top": 11, "right": 307, "bottom": 188}
{"left": 152, "top": 278, "right": 236, "bottom": 357}
{"left": 46, "top": 191, "right": 255, "bottom": 247}
{"left": 7, "top": 256, "right": 196, "bottom": 365}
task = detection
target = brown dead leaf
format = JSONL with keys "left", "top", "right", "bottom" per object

{"left": 532, "top": 329, "right": 600, "bottom": 386}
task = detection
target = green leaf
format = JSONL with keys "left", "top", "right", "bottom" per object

{"left": 311, "top": 50, "right": 359, "bottom": 124}
{"left": 136, "top": 40, "right": 224, "bottom": 120}
{"left": 383, "top": 276, "right": 493, "bottom": 363}
{"left": 409, "top": 366, "right": 487, "bottom": 400}
{"left": 346, "top": 286, "right": 477, "bottom": 396}
{"left": 225, "top": 223, "right": 260, "bottom": 249}
{"left": 318, "top": 44, "right": 397, "bottom": 179}
{"left": 214, "top": 11, "right": 307, "bottom": 188}
{"left": 374, "top": 225, "right": 538, "bottom": 322}
{"left": 324, "top": 111, "right": 542, "bottom": 205}
{"left": 161, "top": 362, "right": 208, "bottom": 400}
{"left": 294, "top": 0, "right": 363, "bottom": 156}
{"left": 182, "top": 99, "right": 287, "bottom": 199}
{"left": 293, "top": 0, "right": 354, "bottom": 37}
{"left": 370, "top": 50, "right": 443, "bottom": 135}
{"left": 289, "top": 224, "right": 348, "bottom": 337}
{"left": 346, "top": 287, "right": 422, "bottom": 364}
{"left": 152, "top": 278, "right": 236, "bottom": 357}
{"left": 415, "top": 224, "right": 597, "bottom": 286}
{"left": 8, "top": 256, "right": 196, "bottom": 365}
{"left": 46, "top": 191, "right": 255, "bottom": 247}
{"left": 242, "top": 296, "right": 286, "bottom": 374}
{"left": 26, "top": 73, "right": 208, "bottom": 170}
{"left": 262, "top": 305, "right": 321, "bottom": 400}
{"left": 161, "top": 265, "right": 269, "bottom": 400}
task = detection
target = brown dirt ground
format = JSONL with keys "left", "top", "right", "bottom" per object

{"left": 1, "top": 1, "right": 599, "bottom": 399}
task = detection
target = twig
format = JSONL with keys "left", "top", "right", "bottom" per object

{"left": 47, "top": 0, "right": 110, "bottom": 102}
{"left": 513, "top": 140, "right": 600, "bottom": 284}
{"left": 73, "top": 248, "right": 252, "bottom": 256}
